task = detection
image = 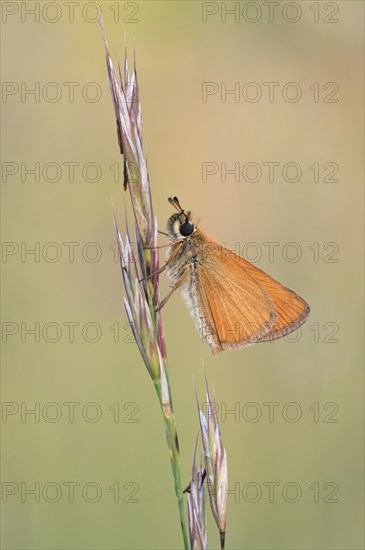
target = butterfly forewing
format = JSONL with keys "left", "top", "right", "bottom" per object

{"left": 188, "top": 232, "right": 309, "bottom": 353}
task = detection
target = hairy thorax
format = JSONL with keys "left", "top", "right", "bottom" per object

{"left": 166, "top": 236, "right": 199, "bottom": 282}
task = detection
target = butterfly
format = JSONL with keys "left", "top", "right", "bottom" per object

{"left": 156, "top": 197, "right": 310, "bottom": 355}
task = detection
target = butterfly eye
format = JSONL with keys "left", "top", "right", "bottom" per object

{"left": 180, "top": 221, "right": 194, "bottom": 237}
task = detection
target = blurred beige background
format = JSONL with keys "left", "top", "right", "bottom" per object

{"left": 1, "top": 1, "right": 364, "bottom": 549}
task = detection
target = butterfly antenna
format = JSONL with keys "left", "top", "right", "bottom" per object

{"left": 168, "top": 196, "right": 184, "bottom": 214}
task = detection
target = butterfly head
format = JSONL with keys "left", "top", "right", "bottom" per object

{"left": 167, "top": 196, "right": 195, "bottom": 240}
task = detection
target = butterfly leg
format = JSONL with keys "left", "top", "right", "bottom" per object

{"left": 138, "top": 262, "right": 169, "bottom": 282}
{"left": 143, "top": 238, "right": 184, "bottom": 250}
{"left": 143, "top": 243, "right": 171, "bottom": 250}
{"left": 155, "top": 275, "right": 186, "bottom": 311}
{"left": 139, "top": 245, "right": 183, "bottom": 282}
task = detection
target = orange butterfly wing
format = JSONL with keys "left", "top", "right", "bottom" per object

{"left": 189, "top": 232, "right": 309, "bottom": 353}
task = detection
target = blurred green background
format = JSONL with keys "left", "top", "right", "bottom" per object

{"left": 1, "top": 1, "right": 364, "bottom": 548}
